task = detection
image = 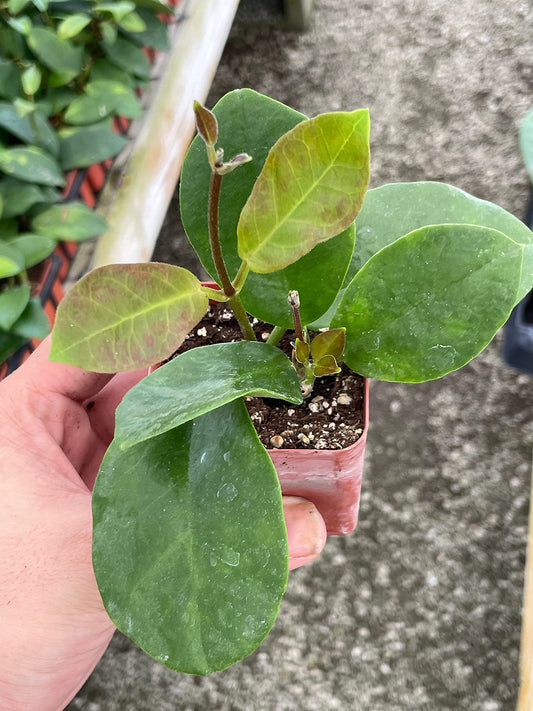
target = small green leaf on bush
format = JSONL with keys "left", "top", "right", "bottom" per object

{"left": 64, "top": 80, "right": 141, "bottom": 124}
{"left": 7, "top": 0, "right": 31, "bottom": 13}
{"left": 310, "top": 328, "right": 345, "bottom": 361}
{"left": 5, "top": 233, "right": 56, "bottom": 268}
{"left": 103, "top": 37, "right": 151, "bottom": 78}
{"left": 0, "top": 284, "right": 30, "bottom": 330}
{"left": 93, "top": 399, "right": 288, "bottom": 674}
{"left": 194, "top": 101, "right": 218, "bottom": 145}
{"left": 0, "top": 146, "right": 64, "bottom": 186}
{"left": 89, "top": 58, "right": 134, "bottom": 87}
{"left": 0, "top": 103, "right": 59, "bottom": 156}
{"left": 11, "top": 297, "right": 50, "bottom": 339}
{"left": 334, "top": 224, "right": 525, "bottom": 382}
{"left": 31, "top": 202, "right": 108, "bottom": 240}
{"left": 118, "top": 11, "right": 147, "bottom": 32}
{"left": 0, "top": 242, "right": 24, "bottom": 278}
{"left": 58, "top": 120, "right": 128, "bottom": 169}
{"left": 0, "top": 180, "right": 51, "bottom": 218}
{"left": 0, "top": 59, "right": 23, "bottom": 100}
{"left": 27, "top": 27, "right": 84, "bottom": 80}
{"left": 314, "top": 354, "right": 340, "bottom": 377}
{"left": 50, "top": 263, "right": 209, "bottom": 371}
{"left": 122, "top": 7, "right": 169, "bottom": 50}
{"left": 57, "top": 13, "right": 92, "bottom": 40}
{"left": 96, "top": 1, "right": 136, "bottom": 21}
{"left": 294, "top": 337, "right": 309, "bottom": 364}
{"left": 238, "top": 109, "right": 370, "bottom": 273}
{"left": 115, "top": 341, "right": 302, "bottom": 448}
{"left": 6, "top": 15, "right": 32, "bottom": 36}
{"left": 21, "top": 64, "right": 41, "bottom": 95}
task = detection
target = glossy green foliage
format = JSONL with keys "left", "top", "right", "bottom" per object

{"left": 351, "top": 182, "right": 533, "bottom": 302}
{"left": 180, "top": 89, "right": 356, "bottom": 328}
{"left": 238, "top": 109, "right": 370, "bottom": 274}
{"left": 333, "top": 224, "right": 524, "bottom": 381}
{"left": 93, "top": 399, "right": 288, "bottom": 674}
{"left": 31, "top": 202, "right": 108, "bottom": 240}
{"left": 58, "top": 120, "right": 129, "bottom": 170}
{"left": 50, "top": 264, "right": 209, "bottom": 372}
{"left": 115, "top": 341, "right": 302, "bottom": 449}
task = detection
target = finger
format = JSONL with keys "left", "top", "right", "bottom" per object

{"left": 16, "top": 335, "right": 113, "bottom": 402}
{"left": 85, "top": 368, "right": 148, "bottom": 446}
{"left": 283, "top": 496, "right": 327, "bottom": 570}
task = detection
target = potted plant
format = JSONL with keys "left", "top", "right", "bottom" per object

{"left": 0, "top": 0, "right": 173, "bottom": 365}
{"left": 49, "top": 89, "right": 533, "bottom": 676}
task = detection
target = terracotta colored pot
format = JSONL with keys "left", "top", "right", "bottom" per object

{"left": 203, "top": 282, "right": 368, "bottom": 536}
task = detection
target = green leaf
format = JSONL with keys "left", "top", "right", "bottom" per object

{"left": 194, "top": 100, "right": 218, "bottom": 145}
{"left": 7, "top": 0, "right": 31, "bottom": 13}
{"left": 50, "top": 263, "right": 209, "bottom": 372}
{"left": 57, "top": 13, "right": 92, "bottom": 40}
{"left": 118, "top": 11, "right": 146, "bottom": 32}
{"left": 31, "top": 201, "right": 108, "bottom": 240}
{"left": 351, "top": 182, "right": 533, "bottom": 303}
{"left": 313, "top": 354, "right": 340, "bottom": 377}
{"left": 27, "top": 27, "right": 84, "bottom": 80}
{"left": 310, "top": 327, "right": 345, "bottom": 361}
{"left": 0, "top": 242, "right": 24, "bottom": 277}
{"left": 103, "top": 36, "right": 151, "bottom": 78}
{"left": 58, "top": 120, "right": 128, "bottom": 169}
{"left": 89, "top": 58, "right": 134, "bottom": 87}
{"left": 0, "top": 60, "right": 23, "bottom": 100}
{"left": 0, "top": 284, "right": 31, "bottom": 330}
{"left": 96, "top": 1, "right": 136, "bottom": 21}
{"left": 333, "top": 224, "right": 524, "bottom": 382}
{"left": 0, "top": 180, "right": 56, "bottom": 218}
{"left": 237, "top": 109, "right": 370, "bottom": 274}
{"left": 5, "top": 233, "right": 56, "bottom": 268}
{"left": 0, "top": 103, "right": 59, "bottom": 156}
{"left": 0, "top": 218, "right": 19, "bottom": 238}
{"left": 180, "top": 89, "right": 356, "bottom": 328}
{"left": 6, "top": 15, "right": 32, "bottom": 36}
{"left": 520, "top": 107, "right": 533, "bottom": 185}
{"left": 120, "top": 7, "right": 169, "bottom": 50}
{"left": 115, "top": 341, "right": 302, "bottom": 449}
{"left": 0, "top": 145, "right": 64, "bottom": 186}
{"left": 63, "top": 80, "right": 142, "bottom": 125}
{"left": 11, "top": 296, "right": 50, "bottom": 338}
{"left": 21, "top": 64, "right": 41, "bottom": 95}
{"left": 93, "top": 399, "right": 288, "bottom": 674}
{"left": 0, "top": 328, "right": 27, "bottom": 362}
{"left": 294, "top": 337, "right": 309, "bottom": 364}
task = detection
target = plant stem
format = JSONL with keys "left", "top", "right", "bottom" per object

{"left": 232, "top": 260, "right": 250, "bottom": 292}
{"left": 267, "top": 325, "right": 286, "bottom": 346}
{"left": 208, "top": 171, "right": 256, "bottom": 340}
{"left": 288, "top": 290, "right": 306, "bottom": 342}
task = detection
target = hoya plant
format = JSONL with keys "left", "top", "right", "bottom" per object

{"left": 50, "top": 89, "right": 533, "bottom": 675}
{"left": 0, "top": 0, "right": 172, "bottom": 361}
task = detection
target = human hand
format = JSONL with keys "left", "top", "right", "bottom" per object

{"left": 0, "top": 337, "right": 326, "bottom": 711}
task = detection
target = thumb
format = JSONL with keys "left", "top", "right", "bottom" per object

{"left": 13, "top": 335, "right": 114, "bottom": 402}
{"left": 284, "top": 496, "right": 327, "bottom": 570}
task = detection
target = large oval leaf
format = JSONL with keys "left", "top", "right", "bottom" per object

{"left": 237, "top": 109, "right": 370, "bottom": 274}
{"left": 0, "top": 146, "right": 65, "bottom": 186}
{"left": 333, "top": 224, "right": 524, "bottom": 382}
{"left": 93, "top": 399, "right": 289, "bottom": 674}
{"left": 180, "top": 89, "right": 356, "bottom": 326}
{"left": 351, "top": 182, "right": 533, "bottom": 303}
{"left": 27, "top": 27, "right": 83, "bottom": 80}
{"left": 115, "top": 341, "right": 302, "bottom": 449}
{"left": 49, "top": 263, "right": 209, "bottom": 371}
{"left": 31, "top": 201, "right": 108, "bottom": 240}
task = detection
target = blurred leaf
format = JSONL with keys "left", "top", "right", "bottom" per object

{"left": 118, "top": 11, "right": 146, "bottom": 32}
{"left": 0, "top": 145, "right": 64, "bottom": 186}
{"left": 6, "top": 15, "right": 32, "bottom": 36}
{"left": 96, "top": 1, "right": 136, "bottom": 21}
{"left": 31, "top": 0, "right": 48, "bottom": 11}
{"left": 50, "top": 263, "right": 209, "bottom": 371}
{"left": 32, "top": 201, "right": 107, "bottom": 240}
{"left": 100, "top": 21, "right": 117, "bottom": 45}
{"left": 57, "top": 13, "right": 92, "bottom": 40}
{"left": 64, "top": 80, "right": 142, "bottom": 124}
{"left": 0, "top": 328, "right": 27, "bottom": 362}
{"left": 21, "top": 64, "right": 41, "bottom": 95}
{"left": 0, "top": 103, "right": 59, "bottom": 156}
{"left": 0, "top": 284, "right": 30, "bottom": 330}
{"left": 0, "top": 180, "right": 53, "bottom": 217}
{"left": 0, "top": 242, "right": 24, "bottom": 278}
{"left": 121, "top": 7, "right": 169, "bottom": 50}
{"left": 519, "top": 107, "right": 533, "bottom": 185}
{"left": 7, "top": 0, "right": 31, "bottom": 12}
{"left": 27, "top": 27, "right": 83, "bottom": 80}
{"left": 58, "top": 119, "right": 128, "bottom": 169}
{"left": 5, "top": 233, "right": 56, "bottom": 268}
{"left": 103, "top": 36, "right": 150, "bottom": 78}
{"left": 89, "top": 58, "right": 134, "bottom": 87}
{"left": 0, "top": 27, "right": 25, "bottom": 59}
{"left": 11, "top": 296, "right": 50, "bottom": 339}
{"left": 0, "top": 219, "right": 19, "bottom": 238}
{"left": 0, "top": 60, "right": 23, "bottom": 100}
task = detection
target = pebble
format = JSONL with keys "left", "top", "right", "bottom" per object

{"left": 337, "top": 393, "right": 352, "bottom": 405}
{"left": 197, "top": 327, "right": 207, "bottom": 337}
{"left": 309, "top": 402, "right": 320, "bottom": 413}
{"left": 270, "top": 435, "right": 284, "bottom": 448}
{"left": 298, "top": 433, "right": 310, "bottom": 444}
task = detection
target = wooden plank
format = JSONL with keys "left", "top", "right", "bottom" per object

{"left": 91, "top": 0, "right": 240, "bottom": 267}
{"left": 517, "top": 463, "right": 533, "bottom": 710}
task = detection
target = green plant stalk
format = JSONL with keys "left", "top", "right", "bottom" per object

{"left": 208, "top": 171, "right": 256, "bottom": 340}
{"left": 266, "top": 325, "right": 286, "bottom": 346}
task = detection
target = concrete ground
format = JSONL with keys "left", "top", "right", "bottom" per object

{"left": 69, "top": 1, "right": 533, "bottom": 709}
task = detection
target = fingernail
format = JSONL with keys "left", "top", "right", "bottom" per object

{"left": 283, "top": 496, "right": 327, "bottom": 570}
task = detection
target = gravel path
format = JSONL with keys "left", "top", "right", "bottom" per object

{"left": 70, "top": 1, "right": 533, "bottom": 709}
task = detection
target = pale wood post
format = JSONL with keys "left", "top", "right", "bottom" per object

{"left": 517, "top": 462, "right": 533, "bottom": 710}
